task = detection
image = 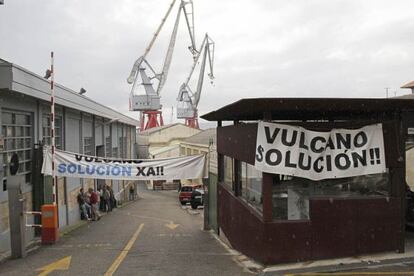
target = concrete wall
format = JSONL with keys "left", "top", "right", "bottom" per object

{"left": 147, "top": 124, "right": 201, "bottom": 152}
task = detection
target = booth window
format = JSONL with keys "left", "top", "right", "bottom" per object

{"left": 223, "top": 156, "right": 234, "bottom": 190}
{"left": 272, "top": 172, "right": 390, "bottom": 221}
{"left": 406, "top": 134, "right": 414, "bottom": 190}
{"left": 240, "top": 162, "right": 263, "bottom": 213}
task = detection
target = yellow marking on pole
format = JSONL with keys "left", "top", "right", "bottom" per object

{"left": 104, "top": 223, "right": 144, "bottom": 276}
{"left": 165, "top": 221, "right": 179, "bottom": 230}
{"left": 36, "top": 256, "right": 71, "bottom": 276}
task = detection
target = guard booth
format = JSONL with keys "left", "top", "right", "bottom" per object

{"left": 201, "top": 98, "right": 414, "bottom": 265}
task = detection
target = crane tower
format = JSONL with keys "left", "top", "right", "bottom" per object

{"left": 177, "top": 34, "right": 215, "bottom": 128}
{"left": 127, "top": 0, "right": 197, "bottom": 131}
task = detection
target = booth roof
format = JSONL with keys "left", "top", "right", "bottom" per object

{"left": 201, "top": 97, "right": 414, "bottom": 122}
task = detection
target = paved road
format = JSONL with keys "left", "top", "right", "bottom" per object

{"left": 0, "top": 183, "right": 252, "bottom": 276}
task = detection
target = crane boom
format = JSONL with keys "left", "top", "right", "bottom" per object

{"left": 156, "top": 2, "right": 182, "bottom": 95}
{"left": 127, "top": 0, "right": 177, "bottom": 84}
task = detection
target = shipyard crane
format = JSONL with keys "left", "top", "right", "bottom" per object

{"left": 127, "top": 0, "right": 197, "bottom": 131}
{"left": 176, "top": 34, "right": 214, "bottom": 129}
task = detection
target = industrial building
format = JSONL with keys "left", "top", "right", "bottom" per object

{"left": 0, "top": 59, "right": 138, "bottom": 255}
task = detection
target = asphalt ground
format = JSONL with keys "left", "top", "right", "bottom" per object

{"left": 0, "top": 183, "right": 252, "bottom": 276}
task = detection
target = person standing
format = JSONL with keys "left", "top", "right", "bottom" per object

{"left": 129, "top": 184, "right": 135, "bottom": 201}
{"left": 88, "top": 188, "right": 101, "bottom": 221}
{"left": 102, "top": 185, "right": 111, "bottom": 212}
{"left": 77, "top": 188, "right": 91, "bottom": 221}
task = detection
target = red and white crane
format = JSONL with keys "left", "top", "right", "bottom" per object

{"left": 127, "top": 0, "right": 197, "bottom": 131}
{"left": 176, "top": 34, "right": 215, "bottom": 129}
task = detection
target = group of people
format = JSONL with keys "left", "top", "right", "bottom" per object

{"left": 77, "top": 185, "right": 116, "bottom": 221}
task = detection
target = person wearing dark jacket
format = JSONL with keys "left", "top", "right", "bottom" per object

{"left": 77, "top": 188, "right": 91, "bottom": 220}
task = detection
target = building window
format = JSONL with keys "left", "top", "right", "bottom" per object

{"left": 272, "top": 173, "right": 390, "bottom": 221}
{"left": 42, "top": 114, "right": 62, "bottom": 149}
{"left": 84, "top": 137, "right": 93, "bottom": 155}
{"left": 1, "top": 110, "right": 33, "bottom": 186}
{"left": 240, "top": 162, "right": 263, "bottom": 213}
{"left": 223, "top": 156, "right": 234, "bottom": 190}
{"left": 105, "top": 136, "right": 111, "bottom": 157}
{"left": 112, "top": 147, "right": 118, "bottom": 158}
{"left": 180, "top": 147, "right": 186, "bottom": 156}
{"left": 119, "top": 137, "right": 127, "bottom": 158}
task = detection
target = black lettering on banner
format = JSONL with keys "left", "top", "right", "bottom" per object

{"left": 281, "top": 129, "right": 297, "bottom": 146}
{"left": 325, "top": 136, "right": 335, "bottom": 150}
{"left": 310, "top": 136, "right": 326, "bottom": 153}
{"left": 265, "top": 127, "right": 280, "bottom": 144}
{"left": 313, "top": 156, "right": 324, "bottom": 173}
{"left": 326, "top": 155, "right": 332, "bottom": 171}
{"left": 95, "top": 157, "right": 102, "bottom": 163}
{"left": 147, "top": 167, "right": 156, "bottom": 176}
{"left": 336, "top": 133, "right": 351, "bottom": 149}
{"left": 354, "top": 131, "right": 368, "bottom": 148}
{"left": 335, "top": 153, "right": 351, "bottom": 170}
{"left": 285, "top": 151, "right": 297, "bottom": 168}
{"left": 298, "top": 152, "right": 311, "bottom": 170}
{"left": 136, "top": 167, "right": 146, "bottom": 176}
{"left": 299, "top": 132, "right": 308, "bottom": 150}
{"left": 75, "top": 154, "right": 82, "bottom": 161}
{"left": 375, "top": 148, "right": 381, "bottom": 164}
{"left": 85, "top": 156, "right": 94, "bottom": 162}
{"left": 265, "top": 149, "right": 282, "bottom": 166}
{"left": 351, "top": 150, "right": 367, "bottom": 168}
{"left": 256, "top": 145, "right": 264, "bottom": 162}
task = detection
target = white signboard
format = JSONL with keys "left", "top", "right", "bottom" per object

{"left": 255, "top": 122, "right": 386, "bottom": 180}
{"left": 42, "top": 147, "right": 206, "bottom": 180}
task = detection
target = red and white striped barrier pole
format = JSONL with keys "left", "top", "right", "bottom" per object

{"left": 50, "top": 51, "right": 57, "bottom": 205}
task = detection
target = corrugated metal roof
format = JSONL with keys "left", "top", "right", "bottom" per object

{"left": 201, "top": 97, "right": 414, "bottom": 121}
{"left": 401, "top": 81, "right": 414, "bottom": 89}
{"left": 0, "top": 59, "right": 139, "bottom": 126}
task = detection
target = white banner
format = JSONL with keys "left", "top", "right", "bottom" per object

{"left": 255, "top": 122, "right": 386, "bottom": 180}
{"left": 41, "top": 147, "right": 206, "bottom": 180}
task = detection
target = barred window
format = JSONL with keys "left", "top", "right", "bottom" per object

{"left": 112, "top": 147, "right": 118, "bottom": 158}
{"left": 42, "top": 114, "right": 62, "bottom": 149}
{"left": 84, "top": 137, "right": 93, "bottom": 155}
{"left": 105, "top": 136, "right": 111, "bottom": 157}
{"left": 2, "top": 110, "right": 33, "bottom": 187}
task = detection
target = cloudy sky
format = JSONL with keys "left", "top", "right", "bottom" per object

{"left": 1, "top": 0, "right": 414, "bottom": 127}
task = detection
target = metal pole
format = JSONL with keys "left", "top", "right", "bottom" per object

{"left": 50, "top": 51, "right": 57, "bottom": 205}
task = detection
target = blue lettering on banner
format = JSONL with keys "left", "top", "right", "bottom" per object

{"left": 112, "top": 166, "right": 121, "bottom": 176}
{"left": 67, "top": 163, "right": 77, "bottom": 174}
{"left": 58, "top": 163, "right": 66, "bottom": 173}
{"left": 77, "top": 164, "right": 85, "bottom": 175}
{"left": 122, "top": 166, "right": 132, "bottom": 176}
{"left": 56, "top": 163, "right": 135, "bottom": 178}
{"left": 96, "top": 166, "right": 105, "bottom": 175}
{"left": 86, "top": 165, "right": 95, "bottom": 175}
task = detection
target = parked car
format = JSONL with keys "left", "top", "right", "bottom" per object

{"left": 179, "top": 184, "right": 202, "bottom": 205}
{"left": 178, "top": 185, "right": 197, "bottom": 205}
{"left": 190, "top": 187, "right": 205, "bottom": 209}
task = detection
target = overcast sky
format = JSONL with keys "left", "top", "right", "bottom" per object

{"left": 1, "top": 0, "right": 414, "bottom": 127}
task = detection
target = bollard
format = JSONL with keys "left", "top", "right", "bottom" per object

{"left": 41, "top": 204, "right": 58, "bottom": 244}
